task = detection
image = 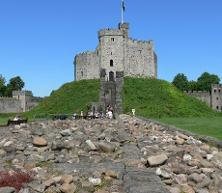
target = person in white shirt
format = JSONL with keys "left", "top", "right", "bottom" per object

{"left": 107, "top": 110, "right": 113, "bottom": 119}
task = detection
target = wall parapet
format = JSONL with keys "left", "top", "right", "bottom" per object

{"left": 98, "top": 29, "right": 123, "bottom": 38}
{"left": 212, "top": 84, "right": 222, "bottom": 87}
{"left": 185, "top": 90, "right": 210, "bottom": 94}
{"left": 0, "top": 97, "right": 18, "bottom": 100}
{"left": 128, "top": 38, "right": 153, "bottom": 45}
{"left": 75, "top": 51, "right": 96, "bottom": 57}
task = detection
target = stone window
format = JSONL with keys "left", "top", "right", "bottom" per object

{"left": 81, "top": 70, "right": 83, "bottom": 77}
{"left": 216, "top": 97, "right": 219, "bottom": 100}
{"left": 111, "top": 52, "right": 112, "bottom": 55}
{"left": 216, "top": 106, "right": 219, "bottom": 110}
{"left": 219, "top": 89, "right": 221, "bottom": 93}
{"left": 214, "top": 89, "right": 217, "bottom": 93}
{"left": 110, "top": 59, "right": 114, "bottom": 67}
{"left": 139, "top": 50, "right": 142, "bottom": 54}
{"left": 111, "top": 38, "right": 115, "bottom": 42}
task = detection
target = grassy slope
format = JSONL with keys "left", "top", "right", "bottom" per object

{"left": 25, "top": 79, "right": 100, "bottom": 118}
{"left": 123, "top": 77, "right": 216, "bottom": 118}
{"left": 159, "top": 117, "right": 222, "bottom": 140}
{"left": 27, "top": 77, "right": 216, "bottom": 119}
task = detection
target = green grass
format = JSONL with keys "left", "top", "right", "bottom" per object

{"left": 158, "top": 117, "right": 222, "bottom": 140}
{"left": 25, "top": 79, "right": 100, "bottom": 118}
{"left": 0, "top": 117, "right": 8, "bottom": 125}
{"left": 26, "top": 77, "right": 217, "bottom": 119}
{"left": 0, "top": 113, "right": 17, "bottom": 125}
{"left": 123, "top": 77, "right": 216, "bottom": 118}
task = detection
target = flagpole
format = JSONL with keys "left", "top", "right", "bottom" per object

{"left": 121, "top": 0, "right": 124, "bottom": 24}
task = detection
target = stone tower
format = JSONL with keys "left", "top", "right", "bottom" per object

{"left": 74, "top": 23, "right": 157, "bottom": 81}
{"left": 211, "top": 84, "right": 222, "bottom": 111}
{"left": 98, "top": 23, "right": 128, "bottom": 82}
{"left": 12, "top": 90, "right": 32, "bottom": 112}
{"left": 74, "top": 22, "right": 158, "bottom": 114}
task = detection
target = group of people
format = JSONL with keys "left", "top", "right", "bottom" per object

{"left": 72, "top": 110, "right": 104, "bottom": 119}
{"left": 72, "top": 104, "right": 115, "bottom": 120}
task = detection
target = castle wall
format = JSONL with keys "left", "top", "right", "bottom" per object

{"left": 0, "top": 97, "right": 22, "bottom": 113}
{"left": 211, "top": 84, "right": 222, "bottom": 112}
{"left": 0, "top": 90, "right": 39, "bottom": 113}
{"left": 26, "top": 101, "right": 39, "bottom": 111}
{"left": 186, "top": 91, "right": 211, "bottom": 107}
{"left": 125, "top": 39, "right": 157, "bottom": 78}
{"left": 75, "top": 51, "right": 99, "bottom": 80}
{"left": 99, "top": 29, "right": 124, "bottom": 80}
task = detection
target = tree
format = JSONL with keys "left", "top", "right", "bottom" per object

{"left": 197, "top": 72, "right": 220, "bottom": 92}
{"left": 188, "top": 80, "right": 198, "bottom": 91}
{"left": 4, "top": 76, "right": 25, "bottom": 97}
{"left": 4, "top": 84, "right": 13, "bottom": 97}
{"left": 172, "top": 73, "right": 189, "bottom": 91}
{"left": 0, "top": 74, "right": 6, "bottom": 96}
{"left": 8, "top": 76, "right": 25, "bottom": 91}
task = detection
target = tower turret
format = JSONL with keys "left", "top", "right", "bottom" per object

{"left": 118, "top": 22, "right": 129, "bottom": 38}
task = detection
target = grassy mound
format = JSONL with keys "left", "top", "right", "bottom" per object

{"left": 26, "top": 79, "right": 100, "bottom": 118}
{"left": 123, "top": 77, "right": 216, "bottom": 118}
{"left": 26, "top": 77, "right": 216, "bottom": 119}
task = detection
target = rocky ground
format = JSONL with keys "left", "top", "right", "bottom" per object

{"left": 0, "top": 115, "right": 222, "bottom": 193}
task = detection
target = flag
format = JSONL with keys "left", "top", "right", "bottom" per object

{"left": 122, "top": 0, "right": 126, "bottom": 12}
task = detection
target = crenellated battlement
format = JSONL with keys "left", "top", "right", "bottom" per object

{"left": 0, "top": 97, "right": 18, "bottom": 100}
{"left": 98, "top": 29, "right": 123, "bottom": 38}
{"left": 75, "top": 51, "right": 96, "bottom": 57}
{"left": 128, "top": 38, "right": 151, "bottom": 44}
{"left": 212, "top": 84, "right": 222, "bottom": 88}
{"left": 128, "top": 38, "right": 153, "bottom": 48}
{"left": 185, "top": 90, "right": 210, "bottom": 94}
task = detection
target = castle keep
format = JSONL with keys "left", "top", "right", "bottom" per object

{"left": 74, "top": 23, "right": 157, "bottom": 81}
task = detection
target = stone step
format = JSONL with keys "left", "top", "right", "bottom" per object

{"left": 123, "top": 168, "right": 170, "bottom": 193}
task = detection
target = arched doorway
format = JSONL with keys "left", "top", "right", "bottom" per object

{"left": 110, "top": 59, "right": 113, "bottom": 67}
{"left": 109, "top": 71, "right": 114, "bottom": 82}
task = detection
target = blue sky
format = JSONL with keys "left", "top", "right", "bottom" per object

{"left": 0, "top": 0, "right": 221, "bottom": 97}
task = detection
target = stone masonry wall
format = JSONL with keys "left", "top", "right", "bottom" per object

{"left": 75, "top": 51, "right": 99, "bottom": 80}
{"left": 211, "top": 84, "right": 222, "bottom": 111}
{"left": 186, "top": 84, "right": 222, "bottom": 112}
{"left": 186, "top": 91, "right": 211, "bottom": 107}
{"left": 0, "top": 97, "right": 22, "bottom": 113}
{"left": 99, "top": 29, "right": 124, "bottom": 80}
{"left": 125, "top": 39, "right": 156, "bottom": 78}
{"left": 0, "top": 90, "right": 40, "bottom": 113}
